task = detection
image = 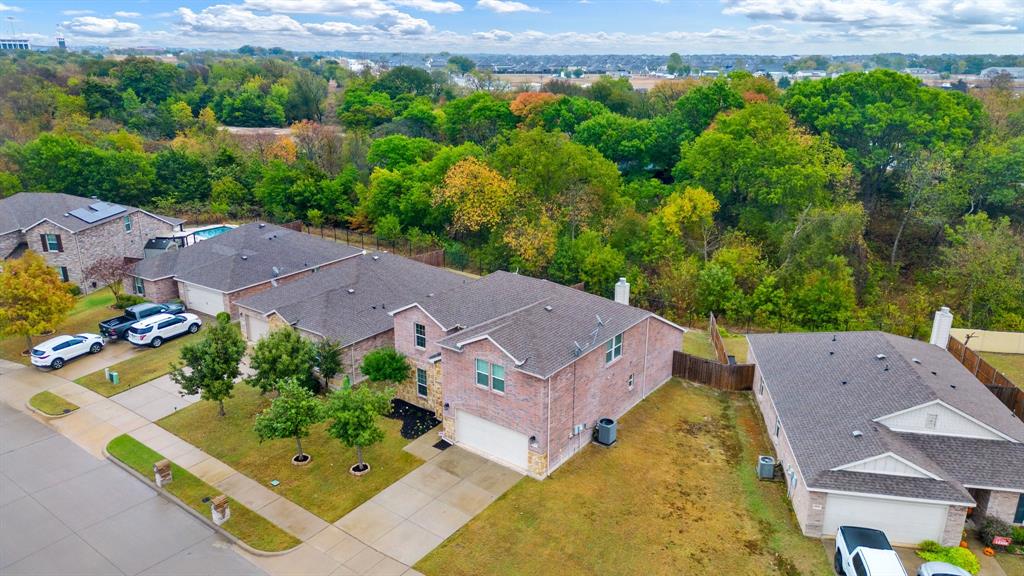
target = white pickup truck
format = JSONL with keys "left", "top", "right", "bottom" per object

{"left": 834, "top": 526, "right": 908, "bottom": 576}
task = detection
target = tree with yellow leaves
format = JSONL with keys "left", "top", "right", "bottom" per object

{"left": 503, "top": 214, "right": 558, "bottom": 274}
{"left": 0, "top": 251, "right": 75, "bottom": 354}
{"left": 433, "top": 157, "right": 516, "bottom": 234}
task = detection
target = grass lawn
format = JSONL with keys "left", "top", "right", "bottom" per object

{"left": 75, "top": 336, "right": 191, "bottom": 396}
{"left": 0, "top": 290, "right": 115, "bottom": 364}
{"left": 158, "top": 383, "right": 422, "bottom": 523}
{"left": 997, "top": 554, "right": 1024, "bottom": 576}
{"left": 980, "top": 352, "right": 1024, "bottom": 390}
{"left": 107, "top": 434, "right": 300, "bottom": 552}
{"left": 416, "top": 382, "right": 830, "bottom": 576}
{"left": 684, "top": 329, "right": 749, "bottom": 363}
{"left": 29, "top": 391, "right": 79, "bottom": 415}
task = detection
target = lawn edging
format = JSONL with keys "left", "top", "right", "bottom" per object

{"left": 104, "top": 435, "right": 301, "bottom": 556}
{"left": 26, "top": 391, "right": 79, "bottom": 418}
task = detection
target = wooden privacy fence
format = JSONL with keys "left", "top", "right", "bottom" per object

{"left": 672, "top": 350, "right": 755, "bottom": 391}
{"left": 947, "top": 337, "right": 1024, "bottom": 420}
{"left": 708, "top": 313, "right": 730, "bottom": 364}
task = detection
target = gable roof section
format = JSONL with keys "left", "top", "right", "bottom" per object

{"left": 235, "top": 252, "right": 470, "bottom": 346}
{"left": 747, "top": 330, "right": 1024, "bottom": 503}
{"left": 429, "top": 271, "right": 663, "bottom": 379}
{"left": 132, "top": 223, "right": 362, "bottom": 293}
{"left": 0, "top": 192, "right": 182, "bottom": 235}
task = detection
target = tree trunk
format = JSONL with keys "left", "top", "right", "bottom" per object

{"left": 24, "top": 334, "right": 33, "bottom": 354}
{"left": 891, "top": 209, "right": 911, "bottom": 267}
{"left": 218, "top": 399, "right": 226, "bottom": 417}
{"left": 356, "top": 445, "right": 364, "bottom": 467}
{"left": 295, "top": 436, "right": 304, "bottom": 459}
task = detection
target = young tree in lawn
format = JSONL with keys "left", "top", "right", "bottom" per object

{"left": 0, "top": 251, "right": 75, "bottom": 354}
{"left": 359, "top": 347, "right": 410, "bottom": 385}
{"left": 249, "top": 328, "right": 317, "bottom": 394}
{"left": 170, "top": 312, "right": 246, "bottom": 417}
{"left": 324, "top": 384, "right": 392, "bottom": 473}
{"left": 253, "top": 378, "right": 324, "bottom": 463}
{"left": 82, "top": 256, "right": 134, "bottom": 300}
{"left": 313, "top": 338, "right": 343, "bottom": 392}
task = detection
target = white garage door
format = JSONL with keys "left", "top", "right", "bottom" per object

{"left": 823, "top": 493, "right": 948, "bottom": 546}
{"left": 244, "top": 313, "right": 270, "bottom": 342}
{"left": 183, "top": 283, "right": 226, "bottom": 316}
{"left": 456, "top": 410, "right": 529, "bottom": 471}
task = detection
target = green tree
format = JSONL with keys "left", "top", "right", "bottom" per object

{"left": 154, "top": 148, "right": 211, "bottom": 202}
{"left": 587, "top": 76, "right": 636, "bottom": 115}
{"left": 287, "top": 68, "right": 328, "bottom": 122}
{"left": 666, "top": 52, "right": 685, "bottom": 76}
{"left": 0, "top": 251, "right": 75, "bottom": 354}
{"left": 374, "top": 66, "right": 434, "bottom": 99}
{"left": 573, "top": 113, "right": 655, "bottom": 170}
{"left": 0, "top": 172, "right": 22, "bottom": 198}
{"left": 170, "top": 312, "right": 247, "bottom": 416}
{"left": 253, "top": 378, "right": 324, "bottom": 462}
{"left": 324, "top": 384, "right": 392, "bottom": 472}
{"left": 447, "top": 55, "right": 476, "bottom": 74}
{"left": 367, "top": 135, "right": 438, "bottom": 170}
{"left": 314, "top": 339, "right": 343, "bottom": 385}
{"left": 674, "top": 79, "right": 744, "bottom": 134}
{"left": 249, "top": 328, "right": 317, "bottom": 394}
{"left": 360, "top": 347, "right": 410, "bottom": 384}
{"left": 442, "top": 92, "right": 517, "bottom": 144}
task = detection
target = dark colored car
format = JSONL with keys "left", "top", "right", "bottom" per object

{"left": 99, "top": 302, "right": 186, "bottom": 340}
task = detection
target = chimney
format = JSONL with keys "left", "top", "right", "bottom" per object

{"left": 614, "top": 277, "right": 630, "bottom": 305}
{"left": 929, "top": 306, "right": 954, "bottom": 348}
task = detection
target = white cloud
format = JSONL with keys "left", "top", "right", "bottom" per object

{"left": 177, "top": 5, "right": 307, "bottom": 34}
{"left": 476, "top": 0, "right": 541, "bottom": 13}
{"left": 391, "top": 0, "right": 463, "bottom": 13}
{"left": 0, "top": 3, "right": 22, "bottom": 12}
{"left": 61, "top": 9, "right": 94, "bottom": 16}
{"left": 113, "top": 11, "right": 142, "bottom": 18}
{"left": 60, "top": 16, "right": 140, "bottom": 37}
{"left": 721, "top": 0, "right": 1020, "bottom": 32}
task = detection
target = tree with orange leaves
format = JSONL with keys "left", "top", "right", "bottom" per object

{"left": 509, "top": 92, "right": 561, "bottom": 124}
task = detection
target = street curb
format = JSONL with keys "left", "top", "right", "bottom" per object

{"left": 25, "top": 399, "right": 78, "bottom": 419}
{"left": 103, "top": 447, "right": 299, "bottom": 557}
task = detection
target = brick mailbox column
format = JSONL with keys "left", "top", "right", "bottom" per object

{"left": 210, "top": 494, "right": 231, "bottom": 526}
{"left": 153, "top": 459, "right": 172, "bottom": 487}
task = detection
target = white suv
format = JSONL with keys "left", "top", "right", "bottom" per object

{"left": 31, "top": 333, "right": 104, "bottom": 369}
{"left": 127, "top": 313, "right": 202, "bottom": 348}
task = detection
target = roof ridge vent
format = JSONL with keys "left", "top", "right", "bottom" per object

{"left": 875, "top": 353, "right": 886, "bottom": 360}
{"left": 241, "top": 255, "right": 248, "bottom": 260}
{"left": 347, "top": 288, "right": 355, "bottom": 294}
{"left": 852, "top": 430, "right": 863, "bottom": 438}
{"left": 544, "top": 305, "right": 553, "bottom": 312}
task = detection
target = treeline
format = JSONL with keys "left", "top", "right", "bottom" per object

{"left": 0, "top": 50, "right": 1022, "bottom": 335}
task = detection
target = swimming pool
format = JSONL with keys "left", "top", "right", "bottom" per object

{"left": 193, "top": 225, "right": 234, "bottom": 240}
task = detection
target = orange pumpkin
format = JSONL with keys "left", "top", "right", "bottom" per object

{"left": 983, "top": 547, "right": 996, "bottom": 557}
{"left": 960, "top": 540, "right": 969, "bottom": 548}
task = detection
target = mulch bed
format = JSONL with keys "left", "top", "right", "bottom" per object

{"left": 387, "top": 399, "right": 441, "bottom": 439}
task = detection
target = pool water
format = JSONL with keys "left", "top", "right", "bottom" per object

{"left": 193, "top": 225, "right": 233, "bottom": 239}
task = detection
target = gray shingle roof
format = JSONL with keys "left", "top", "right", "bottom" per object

{"left": 747, "top": 331, "right": 1024, "bottom": 503}
{"left": 0, "top": 192, "right": 181, "bottom": 235}
{"left": 132, "top": 223, "right": 362, "bottom": 292}
{"left": 897, "top": 433, "right": 1024, "bottom": 492}
{"left": 427, "top": 271, "right": 661, "bottom": 378}
{"left": 235, "top": 252, "right": 470, "bottom": 346}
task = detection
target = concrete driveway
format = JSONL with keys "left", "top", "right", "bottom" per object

{"left": 57, "top": 340, "right": 146, "bottom": 381}
{"left": 0, "top": 401, "right": 266, "bottom": 576}
{"left": 823, "top": 538, "right": 1008, "bottom": 576}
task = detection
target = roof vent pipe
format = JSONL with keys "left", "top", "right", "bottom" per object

{"left": 852, "top": 430, "right": 863, "bottom": 438}
{"left": 258, "top": 223, "right": 266, "bottom": 228}
{"left": 929, "top": 306, "right": 954, "bottom": 349}
{"left": 614, "top": 277, "right": 630, "bottom": 305}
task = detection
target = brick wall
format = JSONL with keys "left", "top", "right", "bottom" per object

{"left": 0, "top": 231, "right": 22, "bottom": 259}
{"left": 394, "top": 306, "right": 451, "bottom": 416}
{"left": 133, "top": 277, "right": 179, "bottom": 302}
{"left": 942, "top": 506, "right": 968, "bottom": 546}
{"left": 341, "top": 330, "right": 395, "bottom": 385}
{"left": 975, "top": 490, "right": 1022, "bottom": 525}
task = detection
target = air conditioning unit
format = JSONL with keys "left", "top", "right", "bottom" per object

{"left": 757, "top": 455, "right": 776, "bottom": 480}
{"left": 595, "top": 418, "right": 616, "bottom": 446}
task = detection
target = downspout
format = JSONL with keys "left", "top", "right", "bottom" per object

{"left": 572, "top": 361, "right": 578, "bottom": 454}
{"left": 545, "top": 375, "right": 551, "bottom": 476}
{"left": 642, "top": 317, "right": 650, "bottom": 398}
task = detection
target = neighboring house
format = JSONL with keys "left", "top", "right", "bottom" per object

{"left": 747, "top": 331, "right": 1024, "bottom": 547}
{"left": 235, "top": 251, "right": 470, "bottom": 386}
{"left": 980, "top": 66, "right": 1024, "bottom": 79}
{"left": 390, "top": 271, "right": 684, "bottom": 479}
{"left": 0, "top": 192, "right": 183, "bottom": 292}
{"left": 127, "top": 222, "right": 361, "bottom": 317}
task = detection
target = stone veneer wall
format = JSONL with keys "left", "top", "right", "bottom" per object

{"left": 941, "top": 506, "right": 968, "bottom": 546}
{"left": 975, "top": 490, "right": 1022, "bottom": 525}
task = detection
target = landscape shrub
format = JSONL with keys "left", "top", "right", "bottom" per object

{"left": 67, "top": 284, "right": 82, "bottom": 296}
{"left": 115, "top": 294, "right": 147, "bottom": 309}
{"left": 978, "top": 516, "right": 1014, "bottom": 546}
{"left": 916, "top": 540, "right": 981, "bottom": 575}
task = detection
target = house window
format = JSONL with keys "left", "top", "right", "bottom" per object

{"left": 1014, "top": 493, "right": 1024, "bottom": 525}
{"left": 57, "top": 266, "right": 69, "bottom": 282}
{"left": 416, "top": 368, "right": 428, "bottom": 398}
{"left": 134, "top": 277, "right": 145, "bottom": 296}
{"left": 925, "top": 413, "right": 938, "bottom": 430}
{"left": 476, "top": 359, "right": 489, "bottom": 387}
{"left": 605, "top": 333, "right": 623, "bottom": 364}
{"left": 43, "top": 233, "right": 61, "bottom": 252}
{"left": 475, "top": 359, "right": 505, "bottom": 394}
{"left": 627, "top": 374, "right": 634, "bottom": 390}
{"left": 414, "top": 323, "right": 426, "bottom": 349}
{"left": 123, "top": 215, "right": 132, "bottom": 232}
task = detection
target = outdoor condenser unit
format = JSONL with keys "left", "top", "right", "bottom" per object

{"left": 757, "top": 455, "right": 776, "bottom": 480}
{"left": 596, "top": 418, "right": 616, "bottom": 446}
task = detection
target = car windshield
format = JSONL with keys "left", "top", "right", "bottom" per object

{"left": 129, "top": 326, "right": 153, "bottom": 334}
{"left": 31, "top": 348, "right": 45, "bottom": 356}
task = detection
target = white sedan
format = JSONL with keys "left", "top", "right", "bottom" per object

{"left": 31, "top": 333, "right": 104, "bottom": 370}
{"left": 127, "top": 313, "right": 202, "bottom": 348}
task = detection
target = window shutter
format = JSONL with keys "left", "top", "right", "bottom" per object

{"left": 55, "top": 235, "right": 63, "bottom": 252}
{"left": 40, "top": 234, "right": 48, "bottom": 252}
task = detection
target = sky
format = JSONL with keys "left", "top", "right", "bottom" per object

{"left": 0, "top": 0, "right": 1021, "bottom": 55}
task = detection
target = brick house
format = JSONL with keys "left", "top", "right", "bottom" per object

{"left": 0, "top": 192, "right": 182, "bottom": 292}
{"left": 235, "top": 252, "right": 470, "bottom": 386}
{"left": 747, "top": 331, "right": 1024, "bottom": 547}
{"left": 390, "top": 271, "right": 684, "bottom": 479}
{"left": 127, "top": 222, "right": 361, "bottom": 317}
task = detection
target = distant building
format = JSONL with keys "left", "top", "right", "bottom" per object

{"left": 700, "top": 69, "right": 721, "bottom": 78}
{"left": 980, "top": 67, "right": 1024, "bottom": 79}
{"left": 0, "top": 38, "right": 30, "bottom": 51}
{"left": 902, "top": 67, "right": 936, "bottom": 76}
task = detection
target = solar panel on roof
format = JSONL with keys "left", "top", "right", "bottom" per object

{"left": 69, "top": 201, "right": 127, "bottom": 223}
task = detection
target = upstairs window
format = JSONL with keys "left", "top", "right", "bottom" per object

{"left": 475, "top": 359, "right": 506, "bottom": 394}
{"left": 42, "top": 233, "right": 61, "bottom": 253}
{"left": 605, "top": 333, "right": 623, "bottom": 364}
{"left": 416, "top": 368, "right": 428, "bottom": 397}
{"left": 123, "top": 215, "right": 132, "bottom": 232}
{"left": 476, "top": 359, "right": 489, "bottom": 387}
{"left": 491, "top": 364, "right": 505, "bottom": 393}
{"left": 414, "top": 323, "right": 426, "bottom": 349}
{"left": 58, "top": 266, "right": 69, "bottom": 282}
{"left": 134, "top": 277, "right": 145, "bottom": 296}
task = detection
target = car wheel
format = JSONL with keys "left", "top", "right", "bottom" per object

{"left": 188, "top": 323, "right": 199, "bottom": 334}
{"left": 151, "top": 337, "right": 163, "bottom": 348}
{"left": 833, "top": 550, "right": 844, "bottom": 575}
{"left": 89, "top": 342, "right": 102, "bottom": 354}
{"left": 50, "top": 358, "right": 64, "bottom": 370}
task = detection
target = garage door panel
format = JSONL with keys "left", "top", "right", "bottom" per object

{"left": 456, "top": 410, "right": 528, "bottom": 471}
{"left": 184, "top": 284, "right": 225, "bottom": 316}
{"left": 244, "top": 314, "right": 270, "bottom": 342}
{"left": 823, "top": 493, "right": 947, "bottom": 546}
